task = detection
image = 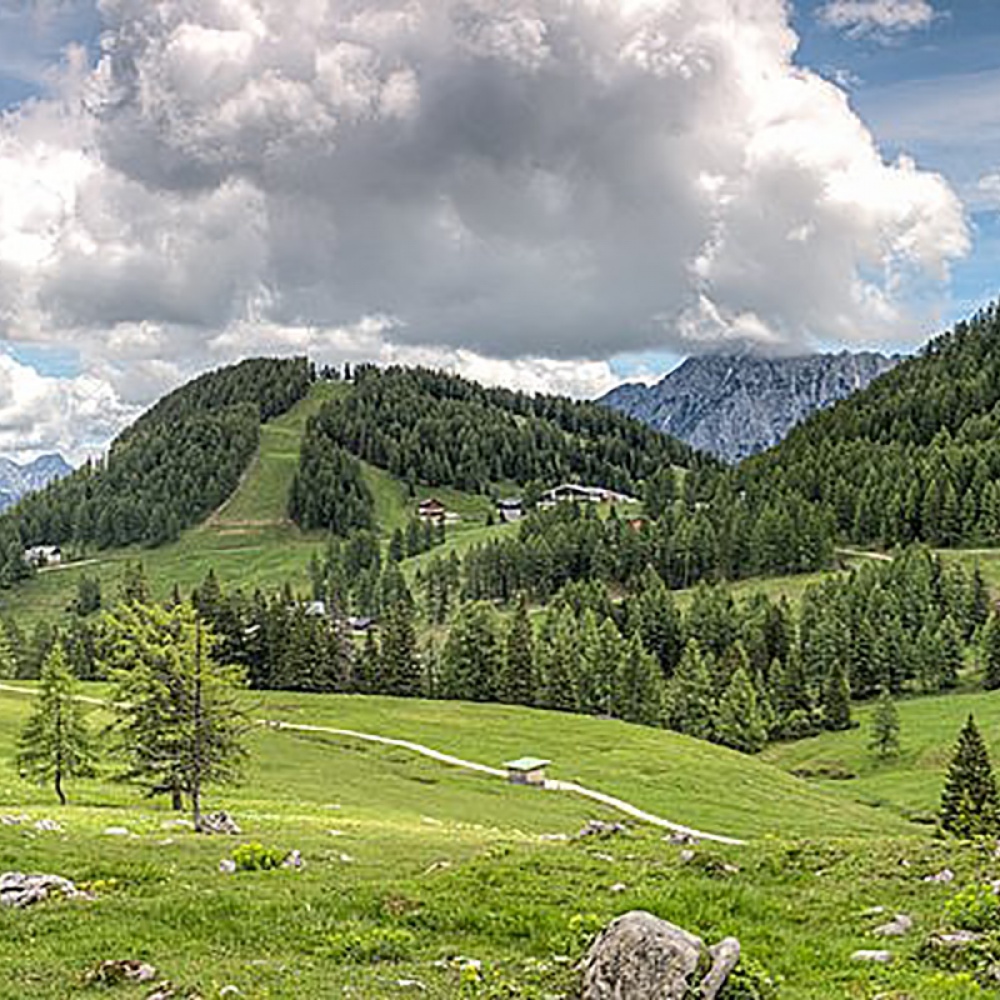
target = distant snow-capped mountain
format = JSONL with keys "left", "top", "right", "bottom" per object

{"left": 600, "top": 352, "right": 898, "bottom": 463}
{"left": 0, "top": 454, "right": 73, "bottom": 511}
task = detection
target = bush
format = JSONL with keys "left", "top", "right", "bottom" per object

{"left": 945, "top": 884, "right": 1000, "bottom": 932}
{"left": 718, "top": 958, "right": 781, "bottom": 999}
{"left": 230, "top": 842, "right": 287, "bottom": 872}
{"left": 323, "top": 925, "right": 416, "bottom": 963}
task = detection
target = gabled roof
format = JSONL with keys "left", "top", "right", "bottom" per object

{"left": 504, "top": 757, "right": 551, "bottom": 772}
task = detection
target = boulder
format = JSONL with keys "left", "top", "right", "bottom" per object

{"left": 873, "top": 914, "right": 913, "bottom": 938}
{"left": 851, "top": 950, "right": 894, "bottom": 964}
{"left": 0, "top": 871, "right": 88, "bottom": 909}
{"left": 581, "top": 910, "right": 740, "bottom": 1000}
{"left": 577, "top": 820, "right": 629, "bottom": 840}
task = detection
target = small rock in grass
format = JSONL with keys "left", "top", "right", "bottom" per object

{"left": 33, "top": 819, "right": 62, "bottom": 833}
{"left": 851, "top": 950, "right": 894, "bottom": 964}
{"left": 664, "top": 832, "right": 699, "bottom": 846}
{"left": 219, "top": 987, "right": 241, "bottom": 997}
{"left": 336, "top": 852, "right": 355, "bottom": 864}
{"left": 85, "top": 959, "right": 158, "bottom": 986}
{"left": 197, "top": 812, "right": 240, "bottom": 836}
{"left": 924, "top": 868, "right": 955, "bottom": 884}
{"left": 873, "top": 914, "right": 913, "bottom": 938}
{"left": 537, "top": 833, "right": 569, "bottom": 842}
{"left": 161, "top": 819, "right": 194, "bottom": 831}
{"left": 0, "top": 815, "right": 28, "bottom": 826}
{"left": 282, "top": 850, "right": 304, "bottom": 870}
{"left": 0, "top": 871, "right": 89, "bottom": 909}
{"left": 593, "top": 852, "right": 615, "bottom": 863}
{"left": 609, "top": 883, "right": 628, "bottom": 894}
{"left": 218, "top": 859, "right": 237, "bottom": 875}
{"left": 859, "top": 906, "right": 887, "bottom": 918}
{"left": 395, "top": 980, "right": 426, "bottom": 991}
{"left": 577, "top": 820, "right": 628, "bottom": 840}
{"left": 422, "top": 860, "right": 451, "bottom": 876}
{"left": 104, "top": 826, "right": 131, "bottom": 837}
{"left": 679, "top": 850, "right": 696, "bottom": 864}
{"left": 927, "top": 930, "right": 983, "bottom": 950}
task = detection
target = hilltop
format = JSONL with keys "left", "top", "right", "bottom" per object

{"left": 601, "top": 352, "right": 897, "bottom": 463}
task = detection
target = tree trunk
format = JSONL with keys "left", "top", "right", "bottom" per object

{"left": 171, "top": 783, "right": 183, "bottom": 811}
{"left": 192, "top": 618, "right": 204, "bottom": 832}
{"left": 54, "top": 770, "right": 66, "bottom": 806}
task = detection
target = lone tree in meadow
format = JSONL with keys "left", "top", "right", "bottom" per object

{"left": 940, "top": 714, "right": 1000, "bottom": 838}
{"left": 103, "top": 601, "right": 250, "bottom": 829}
{"left": 868, "top": 690, "right": 901, "bottom": 760}
{"left": 16, "top": 643, "right": 96, "bottom": 805}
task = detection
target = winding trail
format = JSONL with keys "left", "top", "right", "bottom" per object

{"left": 0, "top": 682, "right": 744, "bottom": 846}
{"left": 267, "top": 718, "right": 746, "bottom": 846}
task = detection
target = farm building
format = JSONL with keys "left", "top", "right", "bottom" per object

{"left": 504, "top": 757, "right": 551, "bottom": 786}
{"left": 417, "top": 498, "right": 448, "bottom": 522}
{"left": 539, "top": 484, "right": 640, "bottom": 507}
{"left": 497, "top": 498, "right": 524, "bottom": 523}
{"left": 23, "top": 545, "right": 62, "bottom": 568}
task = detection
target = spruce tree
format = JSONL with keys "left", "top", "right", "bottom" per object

{"left": 938, "top": 615, "right": 963, "bottom": 690}
{"left": 500, "top": 595, "right": 536, "bottom": 706}
{"left": 983, "top": 614, "right": 1000, "bottom": 691}
{"left": 940, "top": 715, "right": 1000, "bottom": 838}
{"left": 379, "top": 597, "right": 422, "bottom": 697}
{"left": 868, "top": 690, "right": 901, "bottom": 759}
{"left": 716, "top": 665, "right": 767, "bottom": 754}
{"left": 613, "top": 633, "right": 666, "bottom": 727}
{"left": 0, "top": 620, "right": 17, "bottom": 679}
{"left": 665, "top": 640, "right": 717, "bottom": 741}
{"left": 537, "top": 606, "right": 580, "bottom": 712}
{"left": 16, "top": 644, "right": 96, "bottom": 805}
{"left": 441, "top": 603, "right": 502, "bottom": 703}
{"left": 822, "top": 659, "right": 853, "bottom": 731}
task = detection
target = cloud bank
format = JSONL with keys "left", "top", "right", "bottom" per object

{"left": 817, "top": 0, "right": 937, "bottom": 39}
{"left": 0, "top": 0, "right": 970, "bottom": 457}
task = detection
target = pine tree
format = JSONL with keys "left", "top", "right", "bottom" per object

{"left": 500, "top": 595, "right": 536, "bottom": 706}
{"left": 665, "top": 640, "right": 717, "bottom": 741}
{"left": 441, "top": 603, "right": 502, "bottom": 703}
{"left": 940, "top": 715, "right": 1000, "bottom": 838}
{"left": 716, "top": 664, "right": 767, "bottom": 754}
{"left": 16, "top": 644, "right": 96, "bottom": 804}
{"left": 983, "top": 614, "right": 1000, "bottom": 691}
{"left": 378, "top": 597, "right": 422, "bottom": 696}
{"left": 537, "top": 606, "right": 580, "bottom": 712}
{"left": 613, "top": 633, "right": 666, "bottom": 727}
{"left": 938, "top": 615, "right": 963, "bottom": 690}
{"left": 868, "top": 690, "right": 901, "bottom": 759}
{"left": 822, "top": 659, "right": 853, "bottom": 731}
{"left": 0, "top": 620, "right": 17, "bottom": 679}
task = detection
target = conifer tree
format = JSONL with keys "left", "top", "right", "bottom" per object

{"left": 500, "top": 595, "right": 536, "bottom": 706}
{"left": 537, "top": 606, "right": 580, "bottom": 712}
{"left": 868, "top": 690, "right": 901, "bottom": 759}
{"left": 938, "top": 615, "right": 964, "bottom": 690}
{"left": 822, "top": 659, "right": 853, "bottom": 731}
{"left": 983, "top": 614, "right": 1000, "bottom": 691}
{"left": 441, "top": 603, "right": 502, "bottom": 702}
{"left": 940, "top": 715, "right": 1000, "bottom": 838}
{"left": 16, "top": 644, "right": 96, "bottom": 805}
{"left": 378, "top": 596, "right": 421, "bottom": 697}
{"left": 0, "top": 620, "right": 17, "bottom": 679}
{"left": 665, "top": 640, "right": 717, "bottom": 741}
{"left": 613, "top": 632, "right": 666, "bottom": 727}
{"left": 716, "top": 665, "right": 767, "bottom": 754}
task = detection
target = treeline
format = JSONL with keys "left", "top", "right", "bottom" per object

{"left": 0, "top": 358, "right": 313, "bottom": 587}
{"left": 426, "top": 498, "right": 833, "bottom": 603}
{"left": 287, "top": 365, "right": 708, "bottom": 532}
{"left": 743, "top": 302, "right": 1000, "bottom": 549}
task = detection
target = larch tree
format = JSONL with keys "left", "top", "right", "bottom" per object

{"left": 868, "top": 690, "right": 901, "bottom": 760}
{"left": 16, "top": 643, "right": 96, "bottom": 805}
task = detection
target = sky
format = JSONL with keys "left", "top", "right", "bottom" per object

{"left": 0, "top": 0, "right": 996, "bottom": 462}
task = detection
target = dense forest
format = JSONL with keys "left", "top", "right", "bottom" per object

{"left": 0, "top": 358, "right": 313, "bottom": 587}
{"left": 288, "top": 365, "right": 708, "bottom": 533}
{"left": 742, "top": 303, "right": 1000, "bottom": 548}
{"left": 16, "top": 545, "right": 990, "bottom": 757}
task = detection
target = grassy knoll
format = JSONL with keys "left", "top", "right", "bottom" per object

{"left": 0, "top": 687, "right": 993, "bottom": 999}
{"left": 761, "top": 688, "right": 1000, "bottom": 822}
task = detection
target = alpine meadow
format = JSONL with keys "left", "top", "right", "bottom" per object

{"left": 2, "top": 1, "right": 1000, "bottom": 998}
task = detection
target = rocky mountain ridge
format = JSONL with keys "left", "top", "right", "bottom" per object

{"left": 600, "top": 352, "right": 898, "bottom": 462}
{"left": 0, "top": 453, "right": 73, "bottom": 511}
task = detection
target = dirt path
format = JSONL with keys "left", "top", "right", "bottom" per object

{"left": 267, "top": 718, "right": 746, "bottom": 846}
{"left": 0, "top": 682, "right": 745, "bottom": 846}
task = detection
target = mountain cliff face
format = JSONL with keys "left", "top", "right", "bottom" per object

{"left": 0, "top": 454, "right": 73, "bottom": 511}
{"left": 600, "top": 352, "right": 898, "bottom": 463}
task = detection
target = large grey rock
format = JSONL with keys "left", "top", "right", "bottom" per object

{"left": 872, "top": 914, "right": 913, "bottom": 937}
{"left": 581, "top": 910, "right": 739, "bottom": 1000}
{"left": 0, "top": 871, "right": 87, "bottom": 909}
{"left": 197, "top": 811, "right": 241, "bottom": 835}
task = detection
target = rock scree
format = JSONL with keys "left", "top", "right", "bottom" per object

{"left": 581, "top": 910, "right": 740, "bottom": 999}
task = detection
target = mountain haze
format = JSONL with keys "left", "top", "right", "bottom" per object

{"left": 601, "top": 352, "right": 898, "bottom": 462}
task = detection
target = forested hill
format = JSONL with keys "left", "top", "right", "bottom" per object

{"left": 0, "top": 357, "right": 313, "bottom": 585}
{"left": 289, "top": 365, "right": 710, "bottom": 532}
{"left": 740, "top": 302, "right": 1000, "bottom": 548}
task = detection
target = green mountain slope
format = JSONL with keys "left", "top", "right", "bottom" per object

{"left": 742, "top": 302, "right": 1000, "bottom": 550}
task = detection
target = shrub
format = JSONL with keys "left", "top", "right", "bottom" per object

{"left": 718, "top": 958, "right": 781, "bottom": 1000}
{"left": 945, "top": 884, "right": 1000, "bottom": 932}
{"left": 323, "top": 925, "right": 416, "bottom": 963}
{"left": 230, "top": 842, "right": 287, "bottom": 872}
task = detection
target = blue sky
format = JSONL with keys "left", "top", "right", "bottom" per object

{"left": 0, "top": 0, "right": 996, "bottom": 458}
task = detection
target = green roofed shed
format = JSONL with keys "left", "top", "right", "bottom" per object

{"left": 504, "top": 757, "right": 551, "bottom": 786}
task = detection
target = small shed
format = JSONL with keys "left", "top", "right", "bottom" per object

{"left": 497, "top": 497, "right": 524, "bottom": 523}
{"left": 418, "top": 498, "right": 447, "bottom": 522}
{"left": 504, "top": 757, "right": 551, "bottom": 786}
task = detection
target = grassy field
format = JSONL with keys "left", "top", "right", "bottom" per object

{"left": 763, "top": 688, "right": 1000, "bottom": 823}
{"left": 0, "top": 686, "right": 994, "bottom": 999}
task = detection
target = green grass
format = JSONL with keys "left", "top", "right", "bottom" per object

{"left": 761, "top": 688, "right": 1000, "bottom": 822}
{"left": 0, "top": 687, "right": 993, "bottom": 999}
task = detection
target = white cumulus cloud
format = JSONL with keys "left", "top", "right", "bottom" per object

{"left": 0, "top": 0, "right": 972, "bottom": 457}
{"left": 818, "top": 0, "right": 937, "bottom": 40}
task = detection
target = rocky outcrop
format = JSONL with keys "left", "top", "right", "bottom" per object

{"left": 0, "top": 454, "right": 72, "bottom": 512}
{"left": 0, "top": 871, "right": 89, "bottom": 908}
{"left": 600, "top": 352, "right": 897, "bottom": 463}
{"left": 581, "top": 910, "right": 739, "bottom": 999}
